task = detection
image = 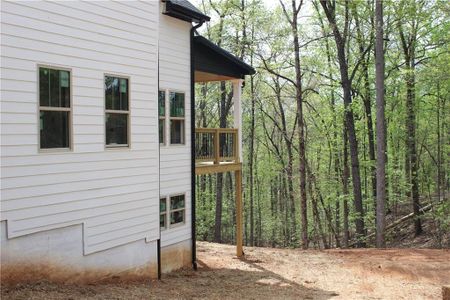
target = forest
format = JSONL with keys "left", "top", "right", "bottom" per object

{"left": 193, "top": 0, "right": 449, "bottom": 249}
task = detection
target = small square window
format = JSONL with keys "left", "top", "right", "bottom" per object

{"left": 170, "top": 195, "right": 185, "bottom": 226}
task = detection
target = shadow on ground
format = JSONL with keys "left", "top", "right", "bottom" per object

{"left": 1, "top": 263, "right": 337, "bottom": 300}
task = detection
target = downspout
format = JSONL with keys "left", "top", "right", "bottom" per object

{"left": 190, "top": 20, "right": 204, "bottom": 271}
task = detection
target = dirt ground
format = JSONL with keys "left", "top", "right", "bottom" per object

{"left": 2, "top": 242, "right": 449, "bottom": 300}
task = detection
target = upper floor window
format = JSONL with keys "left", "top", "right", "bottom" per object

{"left": 159, "top": 91, "right": 165, "bottom": 145}
{"left": 39, "top": 67, "right": 71, "bottom": 150}
{"left": 170, "top": 92, "right": 185, "bottom": 144}
{"left": 105, "top": 76, "right": 129, "bottom": 147}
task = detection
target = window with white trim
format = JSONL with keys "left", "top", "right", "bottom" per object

{"left": 39, "top": 67, "right": 71, "bottom": 149}
{"left": 105, "top": 76, "right": 129, "bottom": 147}
{"left": 170, "top": 194, "right": 185, "bottom": 225}
{"left": 169, "top": 92, "right": 185, "bottom": 144}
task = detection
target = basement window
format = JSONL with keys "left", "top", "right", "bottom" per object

{"left": 39, "top": 67, "right": 71, "bottom": 150}
{"left": 160, "top": 197, "right": 167, "bottom": 229}
{"left": 105, "top": 76, "right": 129, "bottom": 147}
{"left": 169, "top": 92, "right": 185, "bottom": 144}
{"left": 170, "top": 194, "right": 185, "bottom": 226}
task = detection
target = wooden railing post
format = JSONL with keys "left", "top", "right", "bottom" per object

{"left": 214, "top": 129, "right": 220, "bottom": 164}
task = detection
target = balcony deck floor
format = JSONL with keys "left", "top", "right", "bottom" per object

{"left": 195, "top": 161, "right": 242, "bottom": 175}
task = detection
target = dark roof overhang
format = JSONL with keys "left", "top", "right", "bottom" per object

{"left": 193, "top": 35, "right": 255, "bottom": 82}
{"left": 163, "top": 0, "right": 210, "bottom": 23}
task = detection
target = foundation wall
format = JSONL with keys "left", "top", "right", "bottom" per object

{"left": 161, "top": 239, "right": 192, "bottom": 274}
{"left": 0, "top": 221, "right": 158, "bottom": 284}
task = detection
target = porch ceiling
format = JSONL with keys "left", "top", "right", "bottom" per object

{"left": 193, "top": 36, "right": 255, "bottom": 83}
{"left": 194, "top": 71, "right": 238, "bottom": 83}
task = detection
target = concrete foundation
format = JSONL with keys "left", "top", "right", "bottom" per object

{"left": 161, "top": 239, "right": 192, "bottom": 273}
{"left": 0, "top": 221, "right": 158, "bottom": 284}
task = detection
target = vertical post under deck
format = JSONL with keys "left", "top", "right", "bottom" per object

{"left": 233, "top": 79, "right": 244, "bottom": 257}
{"left": 235, "top": 168, "right": 243, "bottom": 257}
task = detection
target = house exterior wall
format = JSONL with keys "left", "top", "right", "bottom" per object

{"left": 0, "top": 0, "right": 163, "bottom": 280}
{"left": 158, "top": 4, "right": 193, "bottom": 251}
{"left": 0, "top": 221, "right": 158, "bottom": 283}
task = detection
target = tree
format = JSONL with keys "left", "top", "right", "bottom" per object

{"left": 375, "top": 0, "right": 386, "bottom": 248}
{"left": 397, "top": 0, "right": 426, "bottom": 236}
{"left": 319, "top": 0, "right": 366, "bottom": 246}
{"left": 279, "top": 0, "right": 308, "bottom": 249}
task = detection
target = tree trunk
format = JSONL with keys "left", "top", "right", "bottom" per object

{"left": 375, "top": 0, "right": 386, "bottom": 248}
{"left": 398, "top": 19, "right": 423, "bottom": 236}
{"left": 406, "top": 70, "right": 422, "bottom": 236}
{"left": 289, "top": 0, "right": 308, "bottom": 250}
{"left": 343, "top": 124, "right": 350, "bottom": 248}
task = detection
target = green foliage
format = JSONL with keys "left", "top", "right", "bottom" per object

{"left": 193, "top": 0, "right": 449, "bottom": 248}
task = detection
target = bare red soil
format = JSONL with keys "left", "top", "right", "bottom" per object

{"left": 2, "top": 242, "right": 449, "bottom": 299}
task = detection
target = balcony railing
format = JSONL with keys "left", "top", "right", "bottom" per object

{"left": 195, "top": 128, "right": 239, "bottom": 165}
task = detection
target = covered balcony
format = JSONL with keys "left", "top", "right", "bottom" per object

{"left": 192, "top": 35, "right": 255, "bottom": 257}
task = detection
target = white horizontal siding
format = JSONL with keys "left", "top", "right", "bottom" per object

{"left": 158, "top": 3, "right": 192, "bottom": 248}
{"left": 0, "top": 0, "right": 160, "bottom": 255}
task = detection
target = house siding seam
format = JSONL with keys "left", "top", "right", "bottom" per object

{"left": 158, "top": 3, "right": 192, "bottom": 249}
{"left": 0, "top": 1, "right": 160, "bottom": 255}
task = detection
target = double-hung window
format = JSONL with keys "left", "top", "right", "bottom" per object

{"left": 158, "top": 91, "right": 165, "bottom": 145}
{"left": 39, "top": 67, "right": 71, "bottom": 150}
{"left": 169, "top": 92, "right": 185, "bottom": 144}
{"left": 105, "top": 76, "right": 129, "bottom": 147}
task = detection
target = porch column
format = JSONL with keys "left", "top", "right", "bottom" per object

{"left": 232, "top": 79, "right": 244, "bottom": 162}
{"left": 232, "top": 79, "right": 244, "bottom": 257}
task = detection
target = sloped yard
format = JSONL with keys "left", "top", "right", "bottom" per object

{"left": 2, "top": 241, "right": 449, "bottom": 299}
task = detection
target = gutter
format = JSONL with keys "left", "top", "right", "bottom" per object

{"left": 190, "top": 20, "right": 204, "bottom": 271}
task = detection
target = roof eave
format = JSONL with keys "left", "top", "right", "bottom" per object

{"left": 164, "top": 1, "right": 210, "bottom": 23}
{"left": 194, "top": 36, "right": 255, "bottom": 76}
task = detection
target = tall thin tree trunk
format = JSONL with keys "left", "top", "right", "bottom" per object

{"left": 398, "top": 18, "right": 423, "bottom": 236}
{"left": 375, "top": 0, "right": 386, "bottom": 248}
{"left": 343, "top": 124, "right": 350, "bottom": 248}
{"left": 288, "top": 0, "right": 308, "bottom": 249}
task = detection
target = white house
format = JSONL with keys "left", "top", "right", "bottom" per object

{"left": 0, "top": 0, "right": 254, "bottom": 283}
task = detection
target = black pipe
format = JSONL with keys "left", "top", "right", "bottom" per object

{"left": 190, "top": 21, "right": 204, "bottom": 271}
{"left": 157, "top": 239, "right": 161, "bottom": 280}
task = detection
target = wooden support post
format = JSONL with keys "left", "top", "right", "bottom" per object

{"left": 233, "top": 129, "right": 239, "bottom": 162}
{"left": 235, "top": 167, "right": 243, "bottom": 257}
